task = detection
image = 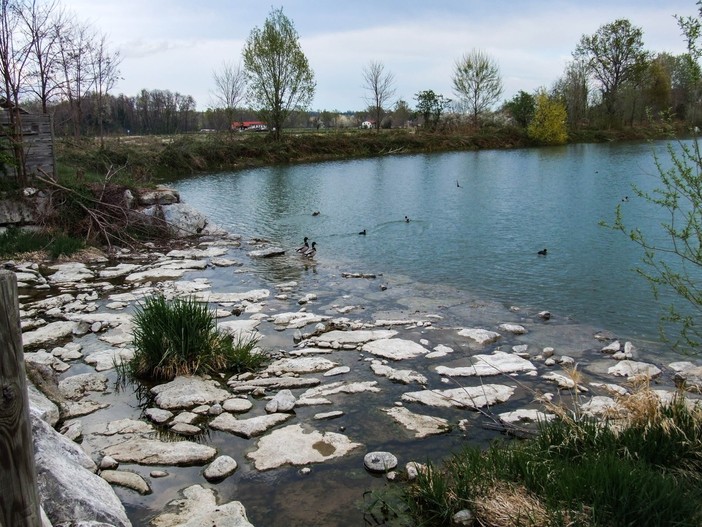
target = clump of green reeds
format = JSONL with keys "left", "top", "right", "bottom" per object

{"left": 405, "top": 387, "right": 702, "bottom": 527}
{"left": 126, "top": 294, "right": 267, "bottom": 382}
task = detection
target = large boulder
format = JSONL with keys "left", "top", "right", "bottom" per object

{"left": 31, "top": 410, "right": 131, "bottom": 527}
{"left": 140, "top": 202, "right": 221, "bottom": 238}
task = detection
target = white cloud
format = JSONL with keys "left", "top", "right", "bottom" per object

{"left": 60, "top": 0, "right": 695, "bottom": 111}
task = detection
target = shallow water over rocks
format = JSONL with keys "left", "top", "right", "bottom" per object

{"left": 13, "top": 232, "right": 702, "bottom": 526}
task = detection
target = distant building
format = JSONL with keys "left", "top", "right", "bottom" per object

{"left": 231, "top": 121, "right": 268, "bottom": 132}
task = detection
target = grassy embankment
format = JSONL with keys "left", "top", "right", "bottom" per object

{"left": 54, "top": 123, "right": 677, "bottom": 184}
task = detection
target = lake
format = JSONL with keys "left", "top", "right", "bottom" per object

{"left": 172, "top": 139, "right": 694, "bottom": 353}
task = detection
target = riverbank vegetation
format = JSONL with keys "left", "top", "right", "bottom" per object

{"left": 398, "top": 387, "right": 702, "bottom": 526}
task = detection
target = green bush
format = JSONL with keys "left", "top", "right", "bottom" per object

{"left": 127, "top": 294, "right": 266, "bottom": 381}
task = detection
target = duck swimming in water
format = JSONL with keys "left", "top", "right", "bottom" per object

{"left": 359, "top": 229, "right": 366, "bottom": 235}
{"left": 303, "top": 241, "right": 317, "bottom": 258}
{"left": 296, "top": 237, "right": 309, "bottom": 253}
{"left": 537, "top": 248, "right": 547, "bottom": 256}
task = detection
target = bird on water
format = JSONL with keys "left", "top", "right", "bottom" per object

{"left": 537, "top": 248, "right": 547, "bottom": 256}
{"left": 296, "top": 237, "right": 309, "bottom": 253}
{"left": 304, "top": 241, "right": 317, "bottom": 258}
{"left": 359, "top": 229, "right": 366, "bottom": 235}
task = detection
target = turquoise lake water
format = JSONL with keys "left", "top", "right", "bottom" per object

{"left": 172, "top": 139, "right": 699, "bottom": 350}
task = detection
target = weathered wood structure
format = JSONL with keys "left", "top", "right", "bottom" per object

{"left": 0, "top": 271, "right": 41, "bottom": 526}
{"left": 1, "top": 105, "right": 56, "bottom": 180}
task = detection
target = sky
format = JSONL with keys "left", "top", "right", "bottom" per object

{"left": 59, "top": 0, "right": 697, "bottom": 112}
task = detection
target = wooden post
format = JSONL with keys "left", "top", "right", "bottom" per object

{"left": 0, "top": 270, "right": 41, "bottom": 526}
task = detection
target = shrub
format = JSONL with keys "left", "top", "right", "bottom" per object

{"left": 127, "top": 294, "right": 266, "bottom": 381}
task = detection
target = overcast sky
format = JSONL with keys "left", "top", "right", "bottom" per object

{"left": 60, "top": 0, "right": 696, "bottom": 112}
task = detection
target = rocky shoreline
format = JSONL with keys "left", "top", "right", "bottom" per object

{"left": 9, "top": 197, "right": 702, "bottom": 526}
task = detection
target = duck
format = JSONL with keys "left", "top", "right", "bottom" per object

{"left": 537, "top": 248, "right": 547, "bottom": 256}
{"left": 404, "top": 216, "right": 410, "bottom": 223}
{"left": 303, "top": 241, "right": 317, "bottom": 258}
{"left": 359, "top": 229, "right": 366, "bottom": 235}
{"left": 312, "top": 211, "right": 320, "bottom": 216}
{"left": 295, "top": 237, "right": 309, "bottom": 253}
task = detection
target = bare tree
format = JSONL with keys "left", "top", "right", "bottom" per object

{"left": 56, "top": 17, "right": 95, "bottom": 137}
{"left": 452, "top": 49, "right": 503, "bottom": 126}
{"left": 212, "top": 60, "right": 246, "bottom": 131}
{"left": 0, "top": 0, "right": 32, "bottom": 182}
{"left": 362, "top": 60, "right": 395, "bottom": 131}
{"left": 89, "top": 32, "right": 121, "bottom": 145}
{"left": 19, "top": 0, "right": 64, "bottom": 114}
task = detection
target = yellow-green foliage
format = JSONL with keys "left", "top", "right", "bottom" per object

{"left": 528, "top": 91, "right": 568, "bottom": 146}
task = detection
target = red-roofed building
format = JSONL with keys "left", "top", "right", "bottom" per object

{"left": 231, "top": 121, "right": 268, "bottom": 132}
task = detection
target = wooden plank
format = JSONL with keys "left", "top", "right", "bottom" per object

{"left": 0, "top": 270, "right": 41, "bottom": 526}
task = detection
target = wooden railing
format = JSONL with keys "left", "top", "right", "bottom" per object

{"left": 0, "top": 270, "right": 41, "bottom": 526}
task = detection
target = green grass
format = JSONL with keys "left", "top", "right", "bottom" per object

{"left": 0, "top": 227, "right": 84, "bottom": 258}
{"left": 403, "top": 391, "right": 702, "bottom": 527}
{"left": 126, "top": 294, "right": 267, "bottom": 382}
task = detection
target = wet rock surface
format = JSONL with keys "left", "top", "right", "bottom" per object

{"left": 13, "top": 228, "right": 702, "bottom": 527}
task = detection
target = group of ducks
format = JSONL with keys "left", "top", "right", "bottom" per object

{"left": 295, "top": 237, "right": 317, "bottom": 258}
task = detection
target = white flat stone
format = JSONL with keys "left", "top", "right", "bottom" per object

{"left": 209, "top": 412, "right": 292, "bottom": 438}
{"left": 607, "top": 360, "right": 662, "bottom": 379}
{"left": 151, "top": 376, "right": 232, "bottom": 410}
{"left": 99, "top": 263, "right": 141, "bottom": 279}
{"left": 498, "top": 408, "right": 554, "bottom": 424}
{"left": 435, "top": 351, "right": 536, "bottom": 377}
{"left": 59, "top": 373, "right": 109, "bottom": 400}
{"left": 362, "top": 338, "right": 430, "bottom": 360}
{"left": 85, "top": 348, "right": 135, "bottom": 371}
{"left": 299, "top": 381, "right": 380, "bottom": 400}
{"left": 324, "top": 366, "right": 351, "bottom": 377}
{"left": 222, "top": 398, "right": 253, "bottom": 413}
{"left": 167, "top": 247, "right": 229, "bottom": 259}
{"left": 402, "top": 384, "right": 515, "bottom": 409}
{"left": 382, "top": 407, "right": 449, "bottom": 438}
{"left": 498, "top": 323, "right": 527, "bottom": 334}
{"left": 218, "top": 319, "right": 261, "bottom": 341}
{"left": 150, "top": 484, "right": 253, "bottom": 527}
{"left": 193, "top": 289, "right": 270, "bottom": 303}
{"left": 103, "top": 437, "right": 216, "bottom": 465}
{"left": 22, "top": 321, "right": 77, "bottom": 348}
{"left": 457, "top": 328, "right": 502, "bottom": 345}
{"left": 265, "top": 357, "right": 338, "bottom": 375}
{"left": 247, "top": 424, "right": 362, "bottom": 471}
{"left": 313, "top": 329, "right": 398, "bottom": 346}
{"left": 371, "top": 362, "right": 427, "bottom": 384}
{"left": 272, "top": 311, "right": 329, "bottom": 329}
{"left": 100, "top": 470, "right": 151, "bottom": 495}
{"left": 314, "top": 411, "right": 344, "bottom": 420}
{"left": 48, "top": 262, "right": 95, "bottom": 283}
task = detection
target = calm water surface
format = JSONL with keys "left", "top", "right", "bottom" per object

{"left": 173, "top": 140, "right": 692, "bottom": 348}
